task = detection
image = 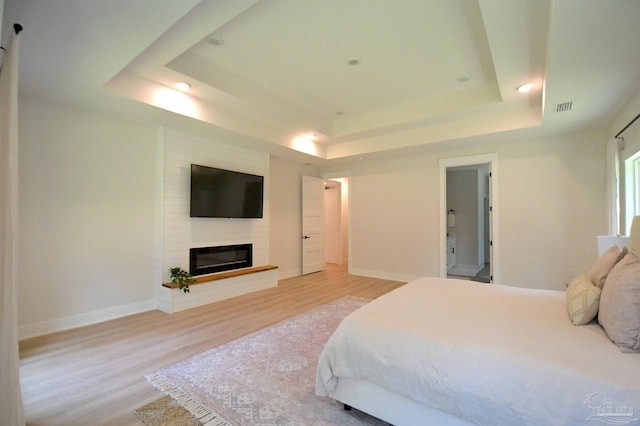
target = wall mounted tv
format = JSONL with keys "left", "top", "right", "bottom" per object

{"left": 190, "top": 164, "right": 264, "bottom": 219}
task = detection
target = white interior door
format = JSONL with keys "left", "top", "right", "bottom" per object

{"left": 302, "top": 176, "right": 324, "bottom": 274}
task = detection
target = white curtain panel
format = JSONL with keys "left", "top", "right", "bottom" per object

{"left": 0, "top": 28, "right": 25, "bottom": 426}
{"left": 605, "top": 138, "right": 621, "bottom": 235}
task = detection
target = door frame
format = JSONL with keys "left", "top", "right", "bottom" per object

{"left": 439, "top": 154, "right": 500, "bottom": 283}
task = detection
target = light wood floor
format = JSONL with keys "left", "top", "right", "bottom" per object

{"left": 19, "top": 264, "right": 404, "bottom": 426}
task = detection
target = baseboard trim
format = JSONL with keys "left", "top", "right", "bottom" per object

{"left": 19, "top": 299, "right": 156, "bottom": 340}
{"left": 277, "top": 267, "right": 301, "bottom": 280}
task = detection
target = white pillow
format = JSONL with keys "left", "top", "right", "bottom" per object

{"left": 588, "top": 245, "right": 626, "bottom": 289}
{"left": 566, "top": 274, "right": 601, "bottom": 326}
{"left": 599, "top": 252, "right": 640, "bottom": 352}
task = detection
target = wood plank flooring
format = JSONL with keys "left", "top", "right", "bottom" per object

{"left": 19, "top": 264, "right": 404, "bottom": 426}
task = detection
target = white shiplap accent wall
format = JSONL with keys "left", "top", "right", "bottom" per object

{"left": 159, "top": 129, "right": 271, "bottom": 312}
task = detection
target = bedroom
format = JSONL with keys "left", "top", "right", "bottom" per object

{"left": 2, "top": 0, "right": 640, "bottom": 424}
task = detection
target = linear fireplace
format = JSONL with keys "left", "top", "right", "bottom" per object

{"left": 189, "top": 244, "right": 253, "bottom": 276}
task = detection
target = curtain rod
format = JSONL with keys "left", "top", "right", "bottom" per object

{"left": 616, "top": 113, "right": 640, "bottom": 139}
{"left": 1, "top": 24, "right": 23, "bottom": 52}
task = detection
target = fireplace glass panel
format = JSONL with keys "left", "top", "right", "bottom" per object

{"left": 189, "top": 244, "right": 253, "bottom": 276}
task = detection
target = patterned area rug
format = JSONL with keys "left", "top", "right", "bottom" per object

{"left": 143, "top": 297, "right": 389, "bottom": 426}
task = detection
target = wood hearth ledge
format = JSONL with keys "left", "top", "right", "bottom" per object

{"left": 162, "top": 265, "right": 278, "bottom": 289}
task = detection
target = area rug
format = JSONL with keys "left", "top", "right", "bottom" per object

{"left": 135, "top": 395, "right": 201, "bottom": 425}
{"left": 144, "top": 297, "right": 389, "bottom": 426}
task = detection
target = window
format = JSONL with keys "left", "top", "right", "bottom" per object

{"left": 624, "top": 150, "right": 640, "bottom": 235}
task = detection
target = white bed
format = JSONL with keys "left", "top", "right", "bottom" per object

{"left": 316, "top": 277, "right": 640, "bottom": 426}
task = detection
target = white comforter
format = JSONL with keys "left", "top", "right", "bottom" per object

{"left": 316, "top": 277, "right": 640, "bottom": 425}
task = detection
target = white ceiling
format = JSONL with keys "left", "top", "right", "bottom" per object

{"left": 3, "top": 0, "right": 640, "bottom": 165}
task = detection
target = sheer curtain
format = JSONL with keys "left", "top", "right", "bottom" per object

{"left": 0, "top": 25, "right": 25, "bottom": 426}
{"left": 605, "top": 137, "right": 621, "bottom": 235}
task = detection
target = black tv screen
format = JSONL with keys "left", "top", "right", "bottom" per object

{"left": 190, "top": 164, "right": 264, "bottom": 218}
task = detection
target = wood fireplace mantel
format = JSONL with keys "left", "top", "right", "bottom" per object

{"left": 162, "top": 265, "right": 278, "bottom": 289}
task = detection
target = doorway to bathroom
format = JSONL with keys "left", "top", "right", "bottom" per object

{"left": 439, "top": 154, "right": 499, "bottom": 283}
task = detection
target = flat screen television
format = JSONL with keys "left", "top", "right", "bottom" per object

{"left": 190, "top": 164, "right": 264, "bottom": 218}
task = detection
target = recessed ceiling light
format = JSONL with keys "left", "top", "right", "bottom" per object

{"left": 175, "top": 82, "right": 191, "bottom": 91}
{"left": 516, "top": 83, "right": 533, "bottom": 93}
{"left": 208, "top": 37, "right": 224, "bottom": 46}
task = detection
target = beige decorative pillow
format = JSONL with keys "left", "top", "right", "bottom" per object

{"left": 566, "top": 274, "right": 602, "bottom": 325}
{"left": 588, "top": 245, "right": 626, "bottom": 289}
{"left": 599, "top": 252, "right": 640, "bottom": 352}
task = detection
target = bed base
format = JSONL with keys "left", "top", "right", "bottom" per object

{"left": 331, "top": 377, "right": 474, "bottom": 426}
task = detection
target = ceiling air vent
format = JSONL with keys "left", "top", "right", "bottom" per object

{"left": 554, "top": 101, "right": 573, "bottom": 113}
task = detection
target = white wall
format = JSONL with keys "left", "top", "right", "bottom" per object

{"left": 349, "top": 163, "right": 436, "bottom": 282}
{"left": 497, "top": 133, "right": 605, "bottom": 289}
{"left": 18, "top": 96, "right": 158, "bottom": 338}
{"left": 343, "top": 131, "right": 606, "bottom": 290}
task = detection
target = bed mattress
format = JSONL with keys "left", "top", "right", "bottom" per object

{"left": 316, "top": 277, "right": 640, "bottom": 425}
